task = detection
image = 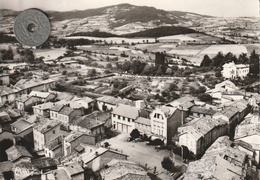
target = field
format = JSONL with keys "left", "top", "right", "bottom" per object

{"left": 34, "top": 48, "right": 66, "bottom": 61}
{"left": 199, "top": 44, "right": 248, "bottom": 56}
{"left": 158, "top": 34, "right": 198, "bottom": 42}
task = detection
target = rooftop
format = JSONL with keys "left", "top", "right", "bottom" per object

{"left": 135, "top": 117, "right": 151, "bottom": 126}
{"left": 14, "top": 78, "right": 56, "bottom": 90}
{"left": 112, "top": 104, "right": 140, "bottom": 119}
{"left": 97, "top": 96, "right": 134, "bottom": 106}
{"left": 214, "top": 106, "right": 239, "bottom": 119}
{"left": 6, "top": 145, "right": 32, "bottom": 162}
{"left": 190, "top": 106, "right": 216, "bottom": 115}
{"left": 71, "top": 115, "right": 105, "bottom": 129}
{"left": 32, "top": 157, "right": 59, "bottom": 170}
{"left": 184, "top": 155, "right": 242, "bottom": 180}
{"left": 50, "top": 104, "right": 64, "bottom": 112}
{"left": 64, "top": 162, "right": 84, "bottom": 176}
{"left": 100, "top": 160, "right": 150, "bottom": 180}
{"left": 11, "top": 119, "right": 33, "bottom": 133}
{"left": 59, "top": 106, "right": 76, "bottom": 116}
{"left": 34, "top": 118, "right": 60, "bottom": 134}
{"left": 16, "top": 94, "right": 31, "bottom": 103}
{"left": 33, "top": 102, "right": 55, "bottom": 110}
{"left": 166, "top": 96, "right": 194, "bottom": 111}
{"left": 29, "top": 91, "right": 53, "bottom": 99}
{"left": 180, "top": 117, "right": 227, "bottom": 140}
{"left": 82, "top": 147, "right": 127, "bottom": 164}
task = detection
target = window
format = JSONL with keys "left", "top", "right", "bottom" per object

{"left": 128, "top": 118, "right": 130, "bottom": 122}
{"left": 113, "top": 114, "right": 115, "bottom": 117}
{"left": 123, "top": 117, "right": 125, "bottom": 120}
{"left": 53, "top": 130, "right": 55, "bottom": 134}
{"left": 118, "top": 115, "right": 120, "bottom": 119}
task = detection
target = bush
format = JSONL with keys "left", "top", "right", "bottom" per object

{"left": 130, "top": 129, "right": 140, "bottom": 139}
{"left": 161, "top": 157, "right": 174, "bottom": 172}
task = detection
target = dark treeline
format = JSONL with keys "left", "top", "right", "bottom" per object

{"left": 0, "top": 33, "right": 18, "bottom": 43}
{"left": 69, "top": 26, "right": 198, "bottom": 38}
{"left": 200, "top": 50, "right": 259, "bottom": 78}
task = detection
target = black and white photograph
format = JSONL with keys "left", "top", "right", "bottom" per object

{"left": 0, "top": 0, "right": 260, "bottom": 179}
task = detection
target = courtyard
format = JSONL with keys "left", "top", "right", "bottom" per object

{"left": 102, "top": 133, "right": 184, "bottom": 180}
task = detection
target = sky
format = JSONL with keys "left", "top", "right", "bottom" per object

{"left": 0, "top": 0, "right": 259, "bottom": 17}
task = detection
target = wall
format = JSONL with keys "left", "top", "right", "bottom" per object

{"left": 97, "top": 101, "right": 115, "bottom": 111}
{"left": 71, "top": 172, "right": 84, "bottom": 180}
{"left": 112, "top": 113, "right": 135, "bottom": 133}
{"left": 86, "top": 151, "right": 127, "bottom": 171}
{"left": 167, "top": 109, "right": 186, "bottom": 144}
{"left": 135, "top": 122, "right": 151, "bottom": 134}
{"left": 0, "top": 75, "right": 10, "bottom": 85}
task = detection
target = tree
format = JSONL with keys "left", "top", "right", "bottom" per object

{"left": 200, "top": 55, "right": 212, "bottom": 67}
{"left": 161, "top": 157, "right": 174, "bottom": 172}
{"left": 215, "top": 71, "right": 222, "bottom": 77}
{"left": 198, "top": 93, "right": 213, "bottom": 102}
{"left": 87, "top": 69, "right": 97, "bottom": 77}
{"left": 130, "top": 129, "right": 140, "bottom": 139}
{"left": 197, "top": 86, "right": 207, "bottom": 94}
{"left": 104, "top": 70, "right": 111, "bottom": 74}
{"left": 106, "top": 63, "right": 112, "bottom": 69}
{"left": 169, "top": 83, "right": 178, "bottom": 91}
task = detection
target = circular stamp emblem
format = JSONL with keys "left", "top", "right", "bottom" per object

{"left": 14, "top": 9, "right": 51, "bottom": 47}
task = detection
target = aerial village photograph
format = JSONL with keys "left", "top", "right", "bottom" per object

{"left": 0, "top": 0, "right": 260, "bottom": 179}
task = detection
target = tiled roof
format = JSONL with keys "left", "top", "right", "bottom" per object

{"left": 190, "top": 106, "right": 216, "bottom": 115}
{"left": 29, "top": 91, "right": 51, "bottom": 99}
{"left": 71, "top": 115, "right": 105, "bottom": 129}
{"left": 65, "top": 131, "right": 84, "bottom": 143}
{"left": 214, "top": 107, "right": 239, "bottom": 119}
{"left": 16, "top": 94, "right": 31, "bottom": 103}
{"left": 184, "top": 155, "right": 242, "bottom": 180}
{"left": 6, "top": 109, "right": 21, "bottom": 118}
{"left": 33, "top": 102, "right": 55, "bottom": 110}
{"left": 180, "top": 117, "right": 227, "bottom": 140}
{"left": 160, "top": 106, "right": 177, "bottom": 117}
{"left": 64, "top": 162, "right": 84, "bottom": 176}
{"left": 166, "top": 96, "right": 194, "bottom": 111}
{"left": 100, "top": 160, "right": 150, "bottom": 180}
{"left": 14, "top": 79, "right": 56, "bottom": 90}
{"left": 6, "top": 145, "right": 32, "bottom": 162}
{"left": 112, "top": 104, "right": 140, "bottom": 119}
{"left": 34, "top": 119, "right": 60, "bottom": 134}
{"left": 59, "top": 106, "right": 75, "bottom": 116}
{"left": 135, "top": 117, "right": 151, "bottom": 126}
{"left": 97, "top": 96, "right": 134, "bottom": 106}
{"left": 50, "top": 104, "right": 64, "bottom": 112}
{"left": 11, "top": 119, "right": 33, "bottom": 133}
{"left": 32, "top": 157, "right": 59, "bottom": 169}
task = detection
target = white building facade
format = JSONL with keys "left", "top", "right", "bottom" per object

{"left": 222, "top": 62, "right": 249, "bottom": 79}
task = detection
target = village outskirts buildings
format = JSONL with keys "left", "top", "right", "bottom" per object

{"left": 222, "top": 62, "right": 249, "bottom": 79}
